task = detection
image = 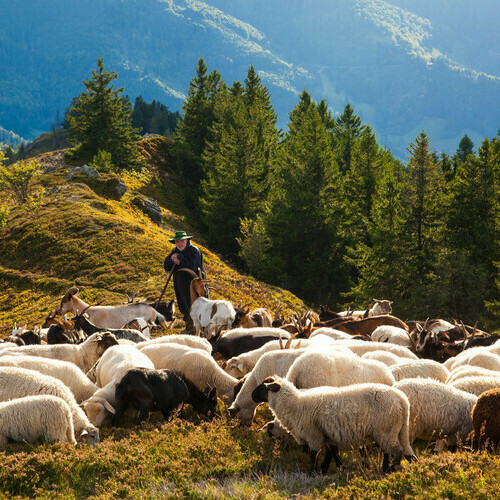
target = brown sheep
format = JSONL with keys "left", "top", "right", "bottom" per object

{"left": 471, "top": 388, "right": 500, "bottom": 451}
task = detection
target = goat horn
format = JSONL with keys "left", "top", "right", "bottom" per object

{"left": 178, "top": 268, "right": 199, "bottom": 278}
{"left": 285, "top": 332, "right": 299, "bottom": 349}
{"left": 274, "top": 305, "right": 282, "bottom": 322}
{"left": 279, "top": 333, "right": 284, "bottom": 350}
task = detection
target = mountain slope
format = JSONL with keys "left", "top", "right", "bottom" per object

{"left": 0, "top": 139, "right": 304, "bottom": 333}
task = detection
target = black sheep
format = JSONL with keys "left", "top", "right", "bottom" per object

{"left": 112, "top": 367, "right": 217, "bottom": 426}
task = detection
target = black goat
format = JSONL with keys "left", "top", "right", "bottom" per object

{"left": 72, "top": 314, "right": 149, "bottom": 343}
{"left": 112, "top": 368, "right": 217, "bottom": 426}
{"left": 47, "top": 324, "right": 74, "bottom": 344}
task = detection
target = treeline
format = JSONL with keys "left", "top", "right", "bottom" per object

{"left": 174, "top": 58, "right": 500, "bottom": 327}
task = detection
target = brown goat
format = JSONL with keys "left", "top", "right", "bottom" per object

{"left": 232, "top": 303, "right": 272, "bottom": 329}
{"left": 332, "top": 315, "right": 408, "bottom": 337}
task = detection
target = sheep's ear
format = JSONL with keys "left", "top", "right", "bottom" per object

{"left": 263, "top": 380, "right": 281, "bottom": 393}
{"left": 103, "top": 401, "right": 116, "bottom": 414}
{"left": 209, "top": 387, "right": 217, "bottom": 400}
{"left": 237, "top": 361, "right": 244, "bottom": 372}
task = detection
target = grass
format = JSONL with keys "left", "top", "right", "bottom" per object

{"left": 1, "top": 140, "right": 500, "bottom": 498}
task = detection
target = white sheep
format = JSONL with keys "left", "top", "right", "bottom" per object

{"left": 390, "top": 360, "right": 450, "bottom": 383}
{"left": 82, "top": 344, "right": 154, "bottom": 427}
{"left": 309, "top": 328, "right": 352, "bottom": 341}
{"left": 450, "top": 376, "right": 500, "bottom": 396}
{"left": 0, "top": 367, "right": 99, "bottom": 445}
{"left": 446, "top": 366, "right": 500, "bottom": 385}
{"left": 228, "top": 348, "right": 308, "bottom": 425}
{"left": 0, "top": 355, "right": 97, "bottom": 403}
{"left": 0, "top": 332, "right": 118, "bottom": 373}
{"left": 253, "top": 376, "right": 414, "bottom": 473}
{"left": 394, "top": 379, "right": 477, "bottom": 449}
{"left": 140, "top": 343, "right": 238, "bottom": 402}
{"left": 361, "top": 351, "right": 402, "bottom": 366}
{"left": 448, "top": 351, "right": 500, "bottom": 373}
{"left": 136, "top": 334, "right": 212, "bottom": 353}
{"left": 0, "top": 395, "right": 77, "bottom": 449}
{"left": 337, "top": 340, "right": 418, "bottom": 360}
{"left": 286, "top": 350, "right": 395, "bottom": 389}
{"left": 443, "top": 347, "right": 490, "bottom": 370}
{"left": 371, "top": 326, "right": 412, "bottom": 348}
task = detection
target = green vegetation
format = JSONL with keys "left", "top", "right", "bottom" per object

{"left": 66, "top": 58, "right": 142, "bottom": 170}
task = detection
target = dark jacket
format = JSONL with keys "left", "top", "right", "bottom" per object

{"left": 163, "top": 241, "right": 205, "bottom": 316}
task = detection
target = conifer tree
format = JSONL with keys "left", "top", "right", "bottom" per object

{"left": 68, "top": 58, "right": 141, "bottom": 170}
{"left": 334, "top": 103, "right": 363, "bottom": 172}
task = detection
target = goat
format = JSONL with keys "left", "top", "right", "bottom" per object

{"left": 332, "top": 315, "right": 408, "bottom": 337}
{"left": 336, "top": 299, "right": 393, "bottom": 318}
{"left": 56, "top": 287, "right": 168, "bottom": 330}
{"left": 231, "top": 303, "right": 272, "bottom": 329}
{"left": 179, "top": 269, "right": 235, "bottom": 338}
{"left": 72, "top": 314, "right": 149, "bottom": 343}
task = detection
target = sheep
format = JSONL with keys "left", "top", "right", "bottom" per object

{"left": 72, "top": 314, "right": 150, "bottom": 342}
{"left": 390, "top": 360, "right": 450, "bottom": 383}
{"left": 209, "top": 327, "right": 291, "bottom": 359}
{"left": 394, "top": 379, "right": 477, "bottom": 450}
{"left": 309, "top": 327, "right": 352, "bottom": 341}
{"left": 81, "top": 344, "right": 154, "bottom": 427}
{"left": 252, "top": 376, "right": 414, "bottom": 473}
{"left": 178, "top": 269, "right": 236, "bottom": 338}
{"left": 228, "top": 349, "right": 308, "bottom": 425}
{"left": 0, "top": 332, "right": 119, "bottom": 373}
{"left": 371, "top": 326, "right": 412, "bottom": 348}
{"left": 136, "top": 334, "right": 212, "bottom": 353}
{"left": 361, "top": 351, "right": 402, "bottom": 366}
{"left": 231, "top": 304, "right": 272, "bottom": 328}
{"left": 0, "top": 355, "right": 97, "bottom": 403}
{"left": 286, "top": 350, "right": 394, "bottom": 389}
{"left": 0, "top": 395, "right": 77, "bottom": 449}
{"left": 446, "top": 366, "right": 500, "bottom": 385}
{"left": 447, "top": 351, "right": 500, "bottom": 373}
{"left": 470, "top": 388, "right": 500, "bottom": 450}
{"left": 338, "top": 341, "right": 418, "bottom": 360}
{"left": 140, "top": 343, "right": 238, "bottom": 402}
{"left": 56, "top": 287, "right": 168, "bottom": 329}
{"left": 449, "top": 376, "right": 500, "bottom": 396}
{"left": 112, "top": 368, "right": 217, "bottom": 426}
{"left": 0, "top": 367, "right": 99, "bottom": 445}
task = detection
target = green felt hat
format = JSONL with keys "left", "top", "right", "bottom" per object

{"left": 169, "top": 230, "right": 193, "bottom": 243}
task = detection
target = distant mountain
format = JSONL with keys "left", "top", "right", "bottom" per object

{"left": 0, "top": 0, "right": 498, "bottom": 157}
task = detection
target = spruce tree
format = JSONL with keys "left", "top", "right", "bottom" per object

{"left": 334, "top": 103, "right": 363, "bottom": 172}
{"left": 68, "top": 58, "right": 141, "bottom": 170}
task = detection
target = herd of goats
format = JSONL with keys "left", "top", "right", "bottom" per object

{"left": 1, "top": 282, "right": 500, "bottom": 475}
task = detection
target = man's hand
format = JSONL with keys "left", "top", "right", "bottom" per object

{"left": 172, "top": 254, "right": 181, "bottom": 265}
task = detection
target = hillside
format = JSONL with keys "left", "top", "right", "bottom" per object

{"left": 0, "top": 137, "right": 304, "bottom": 334}
{"left": 1, "top": 0, "right": 499, "bottom": 157}
{"left": 1, "top": 141, "right": 500, "bottom": 497}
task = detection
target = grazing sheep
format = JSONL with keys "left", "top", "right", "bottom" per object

{"left": 82, "top": 344, "right": 154, "bottom": 427}
{"left": 0, "top": 355, "right": 97, "bottom": 403}
{"left": 140, "top": 343, "right": 238, "bottom": 403}
{"left": 252, "top": 377, "right": 415, "bottom": 473}
{"left": 0, "top": 332, "right": 119, "bottom": 373}
{"left": 309, "top": 328, "right": 353, "bottom": 341}
{"left": 228, "top": 349, "right": 308, "bottom": 425}
{"left": 112, "top": 368, "right": 217, "bottom": 426}
{"left": 394, "top": 379, "right": 477, "bottom": 449}
{"left": 0, "top": 367, "right": 99, "bottom": 445}
{"left": 136, "top": 334, "right": 212, "bottom": 353}
{"left": 448, "top": 351, "right": 500, "bottom": 373}
{"left": 390, "top": 360, "right": 450, "bottom": 383}
{"left": 286, "top": 350, "right": 394, "bottom": 389}
{"left": 470, "top": 388, "right": 500, "bottom": 450}
{"left": 361, "top": 351, "right": 402, "bottom": 366}
{"left": 444, "top": 347, "right": 491, "bottom": 370}
{"left": 0, "top": 395, "right": 77, "bottom": 449}
{"left": 371, "top": 326, "right": 412, "bottom": 348}
{"left": 338, "top": 341, "right": 418, "bottom": 360}
{"left": 450, "top": 376, "right": 500, "bottom": 396}
{"left": 446, "top": 366, "right": 500, "bottom": 385}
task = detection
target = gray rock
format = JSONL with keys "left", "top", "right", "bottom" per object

{"left": 112, "top": 177, "right": 127, "bottom": 198}
{"left": 132, "top": 196, "right": 162, "bottom": 224}
{"left": 65, "top": 165, "right": 99, "bottom": 180}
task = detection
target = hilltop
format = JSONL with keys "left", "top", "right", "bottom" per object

{"left": 0, "top": 137, "right": 304, "bottom": 334}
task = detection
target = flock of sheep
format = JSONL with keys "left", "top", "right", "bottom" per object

{"left": 0, "top": 286, "right": 500, "bottom": 477}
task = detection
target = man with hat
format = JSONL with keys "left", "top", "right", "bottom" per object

{"left": 164, "top": 231, "right": 206, "bottom": 334}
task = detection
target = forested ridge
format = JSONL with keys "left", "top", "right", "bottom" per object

{"left": 174, "top": 60, "right": 500, "bottom": 329}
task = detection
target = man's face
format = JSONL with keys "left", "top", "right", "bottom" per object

{"left": 175, "top": 239, "right": 188, "bottom": 251}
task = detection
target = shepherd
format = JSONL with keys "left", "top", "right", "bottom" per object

{"left": 164, "top": 231, "right": 207, "bottom": 334}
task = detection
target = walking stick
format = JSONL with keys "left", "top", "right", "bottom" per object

{"left": 154, "top": 264, "right": 176, "bottom": 310}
